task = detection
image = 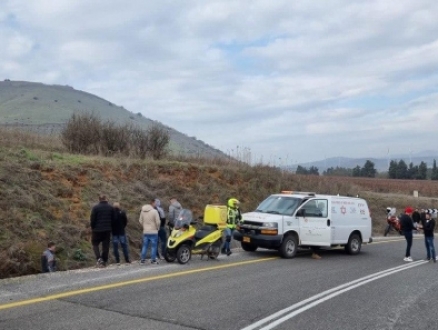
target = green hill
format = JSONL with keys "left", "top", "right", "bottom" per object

{"left": 0, "top": 80, "right": 225, "bottom": 157}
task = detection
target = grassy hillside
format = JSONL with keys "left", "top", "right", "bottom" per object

{"left": 0, "top": 80, "right": 225, "bottom": 158}
{"left": 1, "top": 128, "right": 438, "bottom": 278}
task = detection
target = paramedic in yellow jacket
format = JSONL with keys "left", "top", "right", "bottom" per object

{"left": 224, "top": 198, "right": 242, "bottom": 256}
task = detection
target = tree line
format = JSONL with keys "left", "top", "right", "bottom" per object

{"left": 61, "top": 112, "right": 170, "bottom": 159}
{"left": 296, "top": 159, "right": 438, "bottom": 180}
{"left": 323, "top": 160, "right": 377, "bottom": 177}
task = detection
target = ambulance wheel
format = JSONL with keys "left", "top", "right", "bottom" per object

{"left": 279, "top": 234, "right": 298, "bottom": 259}
{"left": 241, "top": 242, "right": 258, "bottom": 252}
{"left": 164, "top": 250, "right": 176, "bottom": 263}
{"left": 177, "top": 244, "right": 191, "bottom": 264}
{"left": 345, "top": 233, "right": 362, "bottom": 255}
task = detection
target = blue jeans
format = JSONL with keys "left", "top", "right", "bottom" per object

{"left": 141, "top": 234, "right": 158, "bottom": 261}
{"left": 112, "top": 235, "right": 130, "bottom": 263}
{"left": 224, "top": 228, "right": 234, "bottom": 251}
{"left": 158, "top": 227, "right": 167, "bottom": 256}
{"left": 425, "top": 236, "right": 436, "bottom": 260}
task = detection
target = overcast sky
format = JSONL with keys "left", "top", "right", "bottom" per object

{"left": 1, "top": 1, "right": 438, "bottom": 164}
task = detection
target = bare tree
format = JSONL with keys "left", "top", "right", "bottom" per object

{"left": 99, "top": 121, "right": 130, "bottom": 156}
{"left": 128, "top": 127, "right": 149, "bottom": 159}
{"left": 61, "top": 113, "right": 170, "bottom": 160}
{"left": 145, "top": 126, "right": 170, "bottom": 160}
{"left": 61, "top": 112, "right": 101, "bottom": 153}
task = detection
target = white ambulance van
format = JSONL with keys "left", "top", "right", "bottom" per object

{"left": 233, "top": 191, "right": 372, "bottom": 258}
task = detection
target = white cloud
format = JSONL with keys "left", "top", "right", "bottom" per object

{"left": 1, "top": 0, "right": 438, "bottom": 163}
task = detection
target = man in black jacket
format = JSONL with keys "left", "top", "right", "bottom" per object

{"left": 412, "top": 208, "right": 421, "bottom": 224}
{"left": 112, "top": 202, "right": 131, "bottom": 264}
{"left": 400, "top": 206, "right": 415, "bottom": 262}
{"left": 419, "top": 210, "right": 436, "bottom": 262}
{"left": 90, "top": 194, "right": 114, "bottom": 267}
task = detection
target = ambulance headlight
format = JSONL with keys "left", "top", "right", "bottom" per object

{"left": 262, "top": 222, "right": 278, "bottom": 228}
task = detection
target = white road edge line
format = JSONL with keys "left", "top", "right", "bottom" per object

{"left": 241, "top": 260, "right": 426, "bottom": 330}
{"left": 260, "top": 260, "right": 427, "bottom": 330}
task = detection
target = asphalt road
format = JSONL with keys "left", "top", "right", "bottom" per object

{"left": 0, "top": 235, "right": 437, "bottom": 330}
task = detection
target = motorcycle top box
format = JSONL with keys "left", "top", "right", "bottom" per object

{"left": 203, "top": 204, "right": 228, "bottom": 229}
{"left": 165, "top": 205, "right": 227, "bottom": 264}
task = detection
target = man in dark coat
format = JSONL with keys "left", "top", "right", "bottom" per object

{"left": 418, "top": 210, "right": 436, "bottom": 262}
{"left": 112, "top": 202, "right": 131, "bottom": 264}
{"left": 90, "top": 194, "right": 114, "bottom": 267}
{"left": 400, "top": 206, "right": 415, "bottom": 262}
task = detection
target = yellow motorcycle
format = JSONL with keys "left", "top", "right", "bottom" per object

{"left": 165, "top": 205, "right": 227, "bottom": 264}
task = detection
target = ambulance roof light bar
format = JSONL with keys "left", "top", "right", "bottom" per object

{"left": 281, "top": 191, "right": 316, "bottom": 196}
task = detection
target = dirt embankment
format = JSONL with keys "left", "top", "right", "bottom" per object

{"left": 1, "top": 147, "right": 438, "bottom": 278}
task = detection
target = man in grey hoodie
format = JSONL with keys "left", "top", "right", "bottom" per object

{"left": 168, "top": 197, "right": 182, "bottom": 230}
{"left": 139, "top": 199, "right": 161, "bottom": 264}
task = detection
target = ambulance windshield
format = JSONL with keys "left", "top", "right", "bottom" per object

{"left": 255, "top": 196, "right": 301, "bottom": 216}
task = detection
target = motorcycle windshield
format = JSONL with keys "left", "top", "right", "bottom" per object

{"left": 174, "top": 209, "right": 194, "bottom": 229}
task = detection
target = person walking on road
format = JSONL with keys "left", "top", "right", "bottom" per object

{"left": 155, "top": 199, "right": 167, "bottom": 259}
{"left": 139, "top": 199, "right": 161, "bottom": 264}
{"left": 90, "top": 194, "right": 114, "bottom": 267}
{"left": 400, "top": 206, "right": 415, "bottom": 262}
{"left": 168, "top": 197, "right": 182, "bottom": 231}
{"left": 112, "top": 202, "right": 131, "bottom": 264}
{"left": 418, "top": 210, "right": 436, "bottom": 262}
{"left": 41, "top": 241, "right": 56, "bottom": 273}
{"left": 224, "top": 198, "right": 242, "bottom": 256}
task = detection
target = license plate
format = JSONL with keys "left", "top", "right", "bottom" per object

{"left": 243, "top": 236, "right": 250, "bottom": 243}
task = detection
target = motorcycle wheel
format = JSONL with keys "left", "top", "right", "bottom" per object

{"left": 177, "top": 244, "right": 191, "bottom": 264}
{"left": 384, "top": 225, "right": 391, "bottom": 237}
{"left": 164, "top": 250, "right": 176, "bottom": 263}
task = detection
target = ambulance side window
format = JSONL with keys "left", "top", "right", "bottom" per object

{"left": 315, "top": 200, "right": 328, "bottom": 217}
{"left": 302, "top": 200, "right": 321, "bottom": 217}
{"left": 302, "top": 199, "right": 328, "bottom": 217}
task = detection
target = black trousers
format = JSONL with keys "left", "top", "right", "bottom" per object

{"left": 92, "top": 231, "right": 111, "bottom": 262}
{"left": 404, "top": 231, "right": 413, "bottom": 258}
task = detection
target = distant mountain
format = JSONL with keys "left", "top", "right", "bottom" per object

{"left": 0, "top": 80, "right": 226, "bottom": 158}
{"left": 288, "top": 154, "right": 438, "bottom": 173}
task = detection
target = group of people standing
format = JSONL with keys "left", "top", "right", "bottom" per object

{"left": 138, "top": 198, "right": 182, "bottom": 264}
{"left": 42, "top": 194, "right": 244, "bottom": 272}
{"left": 400, "top": 206, "right": 436, "bottom": 262}
{"left": 90, "top": 195, "right": 131, "bottom": 267}
{"left": 90, "top": 195, "right": 183, "bottom": 267}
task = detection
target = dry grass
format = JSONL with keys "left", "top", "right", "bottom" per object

{"left": 1, "top": 129, "right": 438, "bottom": 278}
{"left": 0, "top": 127, "right": 64, "bottom": 152}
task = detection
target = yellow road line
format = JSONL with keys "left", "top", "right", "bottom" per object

{"left": 0, "top": 257, "right": 278, "bottom": 311}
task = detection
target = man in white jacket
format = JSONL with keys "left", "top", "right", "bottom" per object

{"left": 139, "top": 199, "right": 161, "bottom": 264}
